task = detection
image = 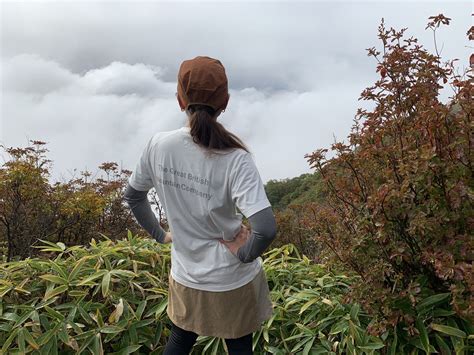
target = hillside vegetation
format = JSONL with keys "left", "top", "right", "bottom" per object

{"left": 265, "top": 172, "right": 326, "bottom": 212}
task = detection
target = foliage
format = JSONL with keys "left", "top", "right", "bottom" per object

{"left": 272, "top": 204, "right": 322, "bottom": 261}
{"left": 0, "top": 236, "right": 471, "bottom": 354}
{"left": 0, "top": 141, "right": 156, "bottom": 261}
{"left": 0, "top": 232, "right": 170, "bottom": 354}
{"left": 265, "top": 172, "right": 326, "bottom": 212}
{"left": 0, "top": 235, "right": 370, "bottom": 354}
{"left": 257, "top": 245, "right": 382, "bottom": 355}
{"left": 262, "top": 172, "right": 327, "bottom": 260}
{"left": 303, "top": 13, "right": 473, "bottom": 348}
{"left": 0, "top": 141, "right": 53, "bottom": 261}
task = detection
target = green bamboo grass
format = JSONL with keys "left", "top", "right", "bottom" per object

{"left": 0, "top": 232, "right": 471, "bottom": 354}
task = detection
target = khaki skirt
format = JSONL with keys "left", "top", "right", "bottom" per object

{"left": 166, "top": 266, "right": 274, "bottom": 339}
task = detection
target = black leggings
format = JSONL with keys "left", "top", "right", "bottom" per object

{"left": 163, "top": 321, "right": 253, "bottom": 355}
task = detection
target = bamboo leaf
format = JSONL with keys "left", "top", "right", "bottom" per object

{"left": 430, "top": 323, "right": 466, "bottom": 338}
{"left": 77, "top": 334, "right": 96, "bottom": 354}
{"left": 56, "top": 242, "right": 66, "bottom": 251}
{"left": 1, "top": 327, "right": 19, "bottom": 352}
{"left": 36, "top": 325, "right": 60, "bottom": 346}
{"left": 34, "top": 239, "right": 63, "bottom": 251}
{"left": 48, "top": 261, "right": 68, "bottom": 279}
{"left": 1, "top": 312, "right": 20, "bottom": 322}
{"left": 388, "top": 326, "right": 398, "bottom": 355}
{"left": 435, "top": 334, "right": 451, "bottom": 354}
{"left": 43, "top": 285, "right": 68, "bottom": 302}
{"left": 77, "top": 270, "right": 107, "bottom": 285}
{"left": 329, "top": 319, "right": 349, "bottom": 335}
{"left": 357, "top": 343, "right": 385, "bottom": 350}
{"left": 101, "top": 272, "right": 111, "bottom": 298}
{"left": 0, "top": 286, "right": 12, "bottom": 297}
{"left": 416, "top": 293, "right": 450, "bottom": 311}
{"left": 133, "top": 319, "right": 155, "bottom": 328}
{"left": 303, "top": 337, "right": 315, "bottom": 355}
{"left": 415, "top": 318, "right": 430, "bottom": 354}
{"left": 299, "top": 297, "right": 319, "bottom": 314}
{"left": 135, "top": 300, "right": 146, "bottom": 320}
{"left": 321, "top": 298, "right": 333, "bottom": 306}
{"left": 39, "top": 274, "right": 67, "bottom": 285}
{"left": 108, "top": 298, "right": 124, "bottom": 324}
{"left": 95, "top": 309, "right": 105, "bottom": 328}
{"left": 153, "top": 298, "right": 168, "bottom": 319}
{"left": 349, "top": 303, "right": 360, "bottom": 323}
{"left": 17, "top": 327, "right": 26, "bottom": 353}
{"left": 23, "top": 326, "right": 40, "bottom": 350}
{"left": 291, "top": 337, "right": 312, "bottom": 353}
{"left": 13, "top": 310, "right": 34, "bottom": 328}
{"left": 100, "top": 325, "right": 124, "bottom": 334}
{"left": 58, "top": 322, "right": 69, "bottom": 344}
{"left": 68, "top": 257, "right": 89, "bottom": 281}
{"left": 44, "top": 306, "right": 65, "bottom": 321}
{"left": 110, "top": 270, "right": 137, "bottom": 278}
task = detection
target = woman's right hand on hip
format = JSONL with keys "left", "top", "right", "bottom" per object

{"left": 218, "top": 225, "right": 250, "bottom": 256}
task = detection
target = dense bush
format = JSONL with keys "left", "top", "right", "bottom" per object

{"left": 0, "top": 234, "right": 390, "bottom": 354}
{"left": 264, "top": 173, "right": 327, "bottom": 260}
{"left": 272, "top": 204, "right": 322, "bottom": 261}
{"left": 265, "top": 172, "right": 326, "bottom": 211}
{"left": 304, "top": 15, "right": 473, "bottom": 352}
{"left": 0, "top": 234, "right": 471, "bottom": 354}
{"left": 0, "top": 141, "right": 159, "bottom": 261}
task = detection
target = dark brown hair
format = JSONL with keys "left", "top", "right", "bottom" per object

{"left": 187, "top": 104, "right": 250, "bottom": 153}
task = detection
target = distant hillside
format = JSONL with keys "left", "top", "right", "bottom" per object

{"left": 264, "top": 172, "right": 326, "bottom": 211}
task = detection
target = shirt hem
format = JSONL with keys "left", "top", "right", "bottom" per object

{"left": 170, "top": 258, "right": 263, "bottom": 292}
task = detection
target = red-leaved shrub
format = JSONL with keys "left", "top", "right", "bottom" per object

{"left": 304, "top": 15, "right": 473, "bottom": 335}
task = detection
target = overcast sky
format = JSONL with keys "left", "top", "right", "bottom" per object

{"left": 0, "top": 0, "right": 471, "bottom": 185}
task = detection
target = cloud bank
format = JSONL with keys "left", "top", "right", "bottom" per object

{"left": 1, "top": 1, "right": 471, "bottom": 183}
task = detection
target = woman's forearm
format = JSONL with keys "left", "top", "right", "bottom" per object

{"left": 123, "top": 183, "right": 166, "bottom": 243}
{"left": 237, "top": 207, "right": 278, "bottom": 263}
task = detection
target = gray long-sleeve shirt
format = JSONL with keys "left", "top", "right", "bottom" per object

{"left": 123, "top": 183, "right": 277, "bottom": 263}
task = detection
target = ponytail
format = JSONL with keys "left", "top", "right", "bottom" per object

{"left": 187, "top": 104, "right": 250, "bottom": 153}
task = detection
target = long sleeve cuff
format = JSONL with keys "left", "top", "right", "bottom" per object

{"left": 123, "top": 183, "right": 166, "bottom": 243}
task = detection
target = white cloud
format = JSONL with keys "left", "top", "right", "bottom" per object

{"left": 2, "top": 53, "right": 76, "bottom": 94}
{"left": 2, "top": 53, "right": 365, "bottom": 183}
{"left": 79, "top": 62, "right": 171, "bottom": 97}
{"left": 1, "top": 1, "right": 471, "bottom": 184}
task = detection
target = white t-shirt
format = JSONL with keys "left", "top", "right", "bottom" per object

{"left": 128, "top": 126, "right": 272, "bottom": 291}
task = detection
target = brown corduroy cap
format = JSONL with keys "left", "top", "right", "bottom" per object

{"left": 177, "top": 56, "right": 230, "bottom": 112}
